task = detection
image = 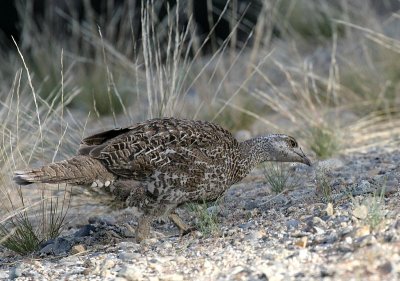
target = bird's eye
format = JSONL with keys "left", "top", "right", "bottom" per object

{"left": 288, "top": 139, "right": 298, "bottom": 147}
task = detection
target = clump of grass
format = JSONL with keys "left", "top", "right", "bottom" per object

{"left": 0, "top": 211, "right": 40, "bottom": 255}
{"left": 365, "top": 189, "right": 386, "bottom": 231}
{"left": 367, "top": 202, "right": 385, "bottom": 230}
{"left": 308, "top": 124, "right": 340, "bottom": 159}
{"left": 263, "top": 162, "right": 298, "bottom": 194}
{"left": 315, "top": 167, "right": 333, "bottom": 202}
{"left": 351, "top": 187, "right": 386, "bottom": 231}
{"left": 0, "top": 39, "right": 78, "bottom": 255}
{"left": 185, "top": 200, "right": 221, "bottom": 236}
{"left": 0, "top": 185, "right": 71, "bottom": 255}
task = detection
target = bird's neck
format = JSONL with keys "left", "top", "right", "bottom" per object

{"left": 232, "top": 138, "right": 266, "bottom": 183}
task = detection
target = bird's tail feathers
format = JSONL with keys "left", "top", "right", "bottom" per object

{"left": 13, "top": 156, "right": 114, "bottom": 186}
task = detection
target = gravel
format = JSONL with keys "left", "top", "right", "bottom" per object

{"left": 1, "top": 147, "right": 399, "bottom": 280}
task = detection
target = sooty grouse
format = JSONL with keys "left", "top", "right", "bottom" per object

{"left": 14, "top": 118, "right": 311, "bottom": 242}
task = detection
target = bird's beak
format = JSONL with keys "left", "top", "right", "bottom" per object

{"left": 295, "top": 147, "right": 312, "bottom": 166}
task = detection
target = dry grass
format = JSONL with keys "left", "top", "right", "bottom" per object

{"left": 315, "top": 167, "right": 333, "bottom": 202}
{"left": 0, "top": 45, "right": 79, "bottom": 254}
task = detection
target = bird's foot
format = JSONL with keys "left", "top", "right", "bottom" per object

{"left": 179, "top": 225, "right": 197, "bottom": 237}
{"left": 168, "top": 213, "right": 196, "bottom": 237}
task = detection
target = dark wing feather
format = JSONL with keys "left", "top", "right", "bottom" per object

{"left": 78, "top": 127, "right": 133, "bottom": 156}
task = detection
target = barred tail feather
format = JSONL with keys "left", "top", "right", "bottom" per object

{"left": 14, "top": 169, "right": 51, "bottom": 185}
{"left": 13, "top": 155, "right": 114, "bottom": 186}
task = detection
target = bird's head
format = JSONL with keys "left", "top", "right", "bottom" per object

{"left": 250, "top": 134, "right": 311, "bottom": 166}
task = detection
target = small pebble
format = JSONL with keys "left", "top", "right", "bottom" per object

{"left": 295, "top": 237, "right": 308, "bottom": 248}
{"left": 118, "top": 265, "right": 141, "bottom": 281}
{"left": 326, "top": 203, "right": 334, "bottom": 216}
{"left": 353, "top": 205, "right": 368, "bottom": 220}
{"left": 70, "top": 244, "right": 86, "bottom": 255}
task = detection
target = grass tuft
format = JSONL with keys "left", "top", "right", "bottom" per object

{"left": 315, "top": 167, "right": 333, "bottom": 202}
{"left": 263, "top": 162, "right": 298, "bottom": 194}
{"left": 365, "top": 189, "right": 386, "bottom": 231}
{"left": 0, "top": 185, "right": 71, "bottom": 255}
{"left": 186, "top": 200, "right": 222, "bottom": 237}
{"left": 351, "top": 187, "right": 386, "bottom": 232}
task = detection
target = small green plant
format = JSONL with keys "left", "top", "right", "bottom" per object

{"left": 315, "top": 167, "right": 332, "bottom": 202}
{"left": 350, "top": 184, "right": 386, "bottom": 231}
{"left": 185, "top": 199, "right": 222, "bottom": 236}
{"left": 0, "top": 185, "right": 71, "bottom": 255}
{"left": 309, "top": 125, "right": 340, "bottom": 159}
{"left": 263, "top": 162, "right": 298, "bottom": 194}
{"left": 366, "top": 188, "right": 386, "bottom": 230}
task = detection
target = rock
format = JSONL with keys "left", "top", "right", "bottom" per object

{"left": 313, "top": 226, "right": 325, "bottom": 235}
{"left": 295, "top": 237, "right": 308, "bottom": 248}
{"left": 9, "top": 264, "right": 23, "bottom": 279}
{"left": 352, "top": 180, "right": 373, "bottom": 195}
{"left": 0, "top": 271, "right": 9, "bottom": 280}
{"left": 353, "top": 205, "right": 368, "bottom": 220}
{"left": 377, "top": 261, "right": 393, "bottom": 275}
{"left": 345, "top": 236, "right": 353, "bottom": 244}
{"left": 161, "top": 241, "right": 173, "bottom": 249}
{"left": 88, "top": 215, "right": 117, "bottom": 225}
{"left": 314, "top": 232, "right": 338, "bottom": 244}
{"left": 298, "top": 248, "right": 310, "bottom": 260}
{"left": 354, "top": 225, "right": 370, "bottom": 237}
{"left": 74, "top": 224, "right": 97, "bottom": 237}
{"left": 140, "top": 238, "right": 158, "bottom": 246}
{"left": 312, "top": 216, "right": 326, "bottom": 227}
{"left": 320, "top": 267, "right": 335, "bottom": 277}
{"left": 286, "top": 219, "right": 301, "bottom": 230}
{"left": 159, "top": 274, "right": 184, "bottom": 281}
{"left": 338, "top": 243, "right": 353, "bottom": 253}
{"left": 246, "top": 230, "right": 267, "bottom": 241}
{"left": 70, "top": 244, "right": 86, "bottom": 255}
{"left": 39, "top": 237, "right": 74, "bottom": 256}
{"left": 102, "top": 257, "right": 116, "bottom": 270}
{"left": 354, "top": 234, "right": 377, "bottom": 247}
{"left": 244, "top": 201, "right": 258, "bottom": 210}
{"left": 335, "top": 215, "right": 350, "bottom": 223}
{"left": 118, "top": 265, "right": 141, "bottom": 281}
{"left": 148, "top": 258, "right": 164, "bottom": 272}
{"left": 118, "top": 252, "right": 141, "bottom": 261}
{"left": 326, "top": 203, "right": 334, "bottom": 216}
{"left": 118, "top": 241, "right": 140, "bottom": 251}
{"left": 238, "top": 221, "right": 254, "bottom": 230}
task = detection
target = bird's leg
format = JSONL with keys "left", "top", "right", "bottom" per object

{"left": 136, "top": 214, "right": 154, "bottom": 243}
{"left": 168, "top": 212, "right": 196, "bottom": 236}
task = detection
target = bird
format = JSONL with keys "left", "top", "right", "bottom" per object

{"left": 13, "top": 117, "right": 311, "bottom": 242}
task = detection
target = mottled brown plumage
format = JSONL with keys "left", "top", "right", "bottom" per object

{"left": 14, "top": 118, "right": 311, "bottom": 242}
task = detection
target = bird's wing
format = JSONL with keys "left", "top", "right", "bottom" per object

{"left": 79, "top": 118, "right": 236, "bottom": 184}
{"left": 78, "top": 127, "right": 134, "bottom": 155}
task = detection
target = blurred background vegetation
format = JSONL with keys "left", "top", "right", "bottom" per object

{"left": 0, "top": 0, "right": 398, "bottom": 133}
